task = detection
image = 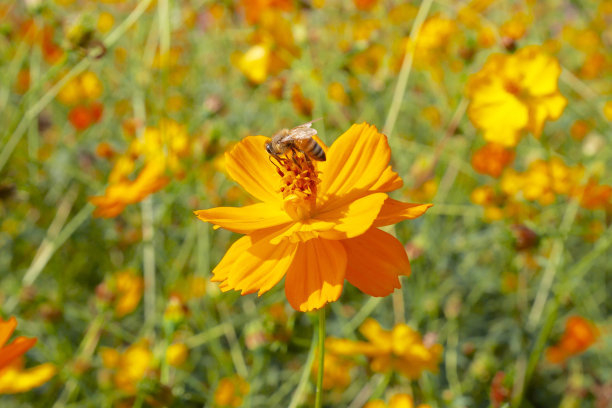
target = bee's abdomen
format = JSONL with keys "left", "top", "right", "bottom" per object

{"left": 302, "top": 138, "right": 326, "bottom": 161}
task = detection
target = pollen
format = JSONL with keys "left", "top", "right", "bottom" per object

{"left": 274, "top": 151, "right": 321, "bottom": 220}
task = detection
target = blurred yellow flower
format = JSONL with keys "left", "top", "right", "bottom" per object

{"left": 195, "top": 123, "right": 431, "bottom": 311}
{"left": 113, "top": 269, "right": 144, "bottom": 317}
{"left": 214, "top": 375, "right": 249, "bottom": 408}
{"left": 311, "top": 351, "right": 354, "bottom": 391}
{"left": 365, "top": 393, "right": 431, "bottom": 408}
{"left": 237, "top": 44, "right": 270, "bottom": 84}
{"left": 604, "top": 100, "right": 612, "bottom": 121}
{"left": 0, "top": 359, "right": 56, "bottom": 394}
{"left": 166, "top": 343, "right": 189, "bottom": 367}
{"left": 326, "top": 318, "right": 442, "bottom": 379}
{"left": 100, "top": 340, "right": 153, "bottom": 394}
{"left": 466, "top": 46, "right": 567, "bottom": 146}
{"left": 57, "top": 71, "right": 103, "bottom": 106}
{"left": 500, "top": 158, "right": 583, "bottom": 205}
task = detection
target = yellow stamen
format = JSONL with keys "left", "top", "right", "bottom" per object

{"left": 275, "top": 151, "right": 321, "bottom": 221}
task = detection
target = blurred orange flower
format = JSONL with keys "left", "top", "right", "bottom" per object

{"left": 0, "top": 317, "right": 37, "bottom": 371}
{"left": 0, "top": 317, "right": 56, "bottom": 394}
{"left": 467, "top": 46, "right": 567, "bottom": 146}
{"left": 214, "top": 375, "right": 250, "bottom": 408}
{"left": 471, "top": 143, "right": 515, "bottom": 178}
{"left": 365, "top": 393, "right": 431, "bottom": 408}
{"left": 326, "top": 318, "right": 442, "bottom": 379}
{"left": 546, "top": 316, "right": 599, "bottom": 364}
{"left": 113, "top": 269, "right": 144, "bottom": 317}
{"left": 90, "top": 160, "right": 170, "bottom": 218}
{"left": 195, "top": 123, "right": 431, "bottom": 311}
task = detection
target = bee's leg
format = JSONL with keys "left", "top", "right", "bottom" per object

{"left": 289, "top": 147, "right": 302, "bottom": 169}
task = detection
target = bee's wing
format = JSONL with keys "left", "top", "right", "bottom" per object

{"left": 283, "top": 118, "right": 321, "bottom": 140}
{"left": 285, "top": 127, "right": 317, "bottom": 140}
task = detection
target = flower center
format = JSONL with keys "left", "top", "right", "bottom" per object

{"left": 504, "top": 79, "right": 521, "bottom": 95}
{"left": 273, "top": 151, "right": 321, "bottom": 221}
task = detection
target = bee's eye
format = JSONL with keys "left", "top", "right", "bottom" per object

{"left": 265, "top": 143, "right": 273, "bottom": 154}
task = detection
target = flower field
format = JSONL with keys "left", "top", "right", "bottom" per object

{"left": 1, "top": 0, "right": 611, "bottom": 407}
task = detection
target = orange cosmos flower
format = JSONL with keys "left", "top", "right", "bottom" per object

{"left": 0, "top": 317, "right": 37, "bottom": 371}
{"left": 195, "top": 123, "right": 431, "bottom": 311}
{"left": 546, "top": 316, "right": 599, "bottom": 364}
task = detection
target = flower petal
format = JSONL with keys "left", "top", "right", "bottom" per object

{"left": 315, "top": 192, "right": 388, "bottom": 239}
{"left": 370, "top": 166, "right": 403, "bottom": 193}
{"left": 284, "top": 239, "right": 347, "bottom": 311}
{"left": 211, "top": 234, "right": 297, "bottom": 296}
{"left": 317, "top": 123, "right": 392, "bottom": 206}
{"left": 225, "top": 135, "right": 282, "bottom": 203}
{"left": 267, "top": 193, "right": 389, "bottom": 244}
{"left": 343, "top": 228, "right": 410, "bottom": 297}
{"left": 0, "top": 336, "right": 37, "bottom": 370}
{"left": 372, "top": 198, "right": 433, "bottom": 227}
{"left": 0, "top": 317, "right": 17, "bottom": 349}
{"left": 194, "top": 202, "right": 291, "bottom": 234}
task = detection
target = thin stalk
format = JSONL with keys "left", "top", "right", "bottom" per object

{"left": 383, "top": 0, "right": 434, "bottom": 136}
{"left": 288, "top": 326, "right": 319, "bottom": 408}
{"left": 141, "top": 196, "right": 156, "bottom": 328}
{"left": 315, "top": 307, "right": 326, "bottom": 408}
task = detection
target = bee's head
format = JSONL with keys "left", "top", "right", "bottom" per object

{"left": 265, "top": 141, "right": 274, "bottom": 155}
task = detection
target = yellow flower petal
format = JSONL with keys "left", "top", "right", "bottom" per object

{"left": 284, "top": 238, "right": 347, "bottom": 311}
{"left": 0, "top": 363, "right": 56, "bottom": 394}
{"left": 370, "top": 166, "right": 403, "bottom": 192}
{"left": 194, "top": 202, "right": 292, "bottom": 234}
{"left": 373, "top": 199, "right": 432, "bottom": 227}
{"left": 318, "top": 123, "right": 392, "bottom": 206}
{"left": 518, "top": 46, "right": 562, "bottom": 96}
{"left": 216, "top": 235, "right": 297, "bottom": 295}
{"left": 315, "top": 192, "right": 388, "bottom": 239}
{"left": 343, "top": 228, "right": 409, "bottom": 296}
{"left": 527, "top": 93, "right": 567, "bottom": 136}
{"left": 225, "top": 135, "right": 283, "bottom": 203}
{"left": 469, "top": 88, "right": 529, "bottom": 134}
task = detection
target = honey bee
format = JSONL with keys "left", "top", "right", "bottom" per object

{"left": 265, "top": 120, "right": 326, "bottom": 162}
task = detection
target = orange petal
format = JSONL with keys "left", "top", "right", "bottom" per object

{"left": 0, "top": 317, "right": 17, "bottom": 349}
{"left": 318, "top": 123, "right": 392, "bottom": 206}
{"left": 194, "top": 202, "right": 291, "bottom": 234}
{"left": 315, "top": 192, "right": 388, "bottom": 239}
{"left": 0, "top": 336, "right": 37, "bottom": 370}
{"left": 266, "top": 193, "right": 388, "bottom": 244}
{"left": 370, "top": 166, "right": 403, "bottom": 193}
{"left": 343, "top": 228, "right": 409, "bottom": 297}
{"left": 211, "top": 234, "right": 297, "bottom": 296}
{"left": 225, "top": 135, "right": 282, "bottom": 203}
{"left": 373, "top": 198, "right": 433, "bottom": 227}
{"left": 284, "top": 239, "right": 347, "bottom": 311}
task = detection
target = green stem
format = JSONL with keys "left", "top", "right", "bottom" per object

{"left": 287, "top": 324, "right": 318, "bottom": 408}
{"left": 315, "top": 307, "right": 326, "bottom": 408}
{"left": 382, "top": 0, "right": 434, "bottom": 137}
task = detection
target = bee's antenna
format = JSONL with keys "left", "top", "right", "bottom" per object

{"left": 269, "top": 155, "right": 284, "bottom": 176}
